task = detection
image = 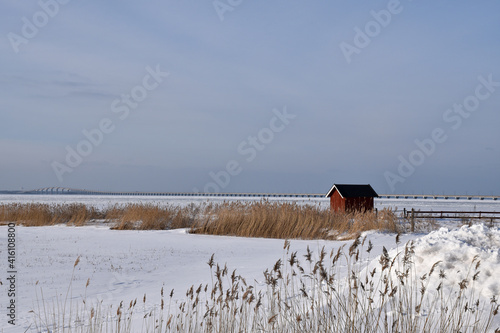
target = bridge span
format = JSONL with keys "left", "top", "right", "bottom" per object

{"left": 7, "top": 188, "right": 499, "bottom": 200}
{"left": 20, "top": 187, "right": 325, "bottom": 198}
{"left": 378, "top": 194, "right": 499, "bottom": 201}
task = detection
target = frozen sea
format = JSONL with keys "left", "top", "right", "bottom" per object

{"left": 1, "top": 194, "right": 499, "bottom": 213}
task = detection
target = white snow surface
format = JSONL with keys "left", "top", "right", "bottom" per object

{"left": 1, "top": 195, "right": 500, "bottom": 331}
{"left": 410, "top": 224, "right": 500, "bottom": 299}
{"left": 363, "top": 224, "right": 500, "bottom": 298}
{"left": 0, "top": 225, "right": 414, "bottom": 332}
{"left": 360, "top": 224, "right": 500, "bottom": 330}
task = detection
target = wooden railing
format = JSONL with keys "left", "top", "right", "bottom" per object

{"left": 403, "top": 209, "right": 500, "bottom": 232}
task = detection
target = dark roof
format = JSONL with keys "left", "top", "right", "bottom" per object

{"left": 325, "top": 184, "right": 378, "bottom": 198}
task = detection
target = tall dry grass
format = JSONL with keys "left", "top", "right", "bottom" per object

{"left": 30, "top": 237, "right": 500, "bottom": 332}
{"left": 191, "top": 201, "right": 400, "bottom": 240}
{"left": 0, "top": 203, "right": 104, "bottom": 226}
{"left": 1, "top": 201, "right": 402, "bottom": 239}
{"left": 109, "top": 203, "right": 200, "bottom": 230}
{"left": 0, "top": 202, "right": 200, "bottom": 229}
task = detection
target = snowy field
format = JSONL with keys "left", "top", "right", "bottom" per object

{"left": 1, "top": 195, "right": 500, "bottom": 332}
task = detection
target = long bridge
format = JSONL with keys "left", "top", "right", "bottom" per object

{"left": 379, "top": 194, "right": 499, "bottom": 200}
{"left": 1, "top": 187, "right": 499, "bottom": 200}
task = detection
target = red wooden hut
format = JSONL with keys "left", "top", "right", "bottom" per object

{"left": 325, "top": 184, "right": 378, "bottom": 212}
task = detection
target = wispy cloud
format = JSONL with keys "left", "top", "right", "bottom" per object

{"left": 1, "top": 1, "right": 499, "bottom": 193}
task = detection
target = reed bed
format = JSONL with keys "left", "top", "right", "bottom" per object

{"left": 192, "top": 201, "right": 400, "bottom": 240}
{"left": 0, "top": 203, "right": 104, "bottom": 226}
{"left": 109, "top": 203, "right": 201, "bottom": 230}
{"left": 1, "top": 201, "right": 402, "bottom": 239}
{"left": 30, "top": 237, "right": 500, "bottom": 332}
{"left": 0, "top": 202, "right": 201, "bottom": 230}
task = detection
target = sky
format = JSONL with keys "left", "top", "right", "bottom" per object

{"left": 1, "top": 0, "right": 499, "bottom": 195}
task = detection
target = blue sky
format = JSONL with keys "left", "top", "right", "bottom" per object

{"left": 1, "top": 0, "right": 499, "bottom": 194}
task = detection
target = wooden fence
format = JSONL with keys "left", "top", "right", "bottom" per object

{"left": 402, "top": 209, "right": 500, "bottom": 232}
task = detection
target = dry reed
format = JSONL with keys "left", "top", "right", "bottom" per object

{"left": 1, "top": 201, "right": 401, "bottom": 239}
{"left": 110, "top": 203, "right": 199, "bottom": 230}
{"left": 191, "top": 201, "right": 400, "bottom": 240}
{"left": 0, "top": 203, "right": 104, "bottom": 226}
{"left": 30, "top": 236, "right": 500, "bottom": 332}
{"left": 0, "top": 202, "right": 200, "bottom": 230}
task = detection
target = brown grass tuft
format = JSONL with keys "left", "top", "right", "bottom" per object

{"left": 0, "top": 203, "right": 104, "bottom": 226}
{"left": 109, "top": 204, "right": 197, "bottom": 230}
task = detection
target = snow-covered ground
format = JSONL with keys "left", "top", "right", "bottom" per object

{"left": 1, "top": 195, "right": 499, "bottom": 332}
{"left": 0, "top": 225, "right": 414, "bottom": 332}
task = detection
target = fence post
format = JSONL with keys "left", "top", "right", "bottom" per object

{"left": 411, "top": 208, "right": 415, "bottom": 233}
